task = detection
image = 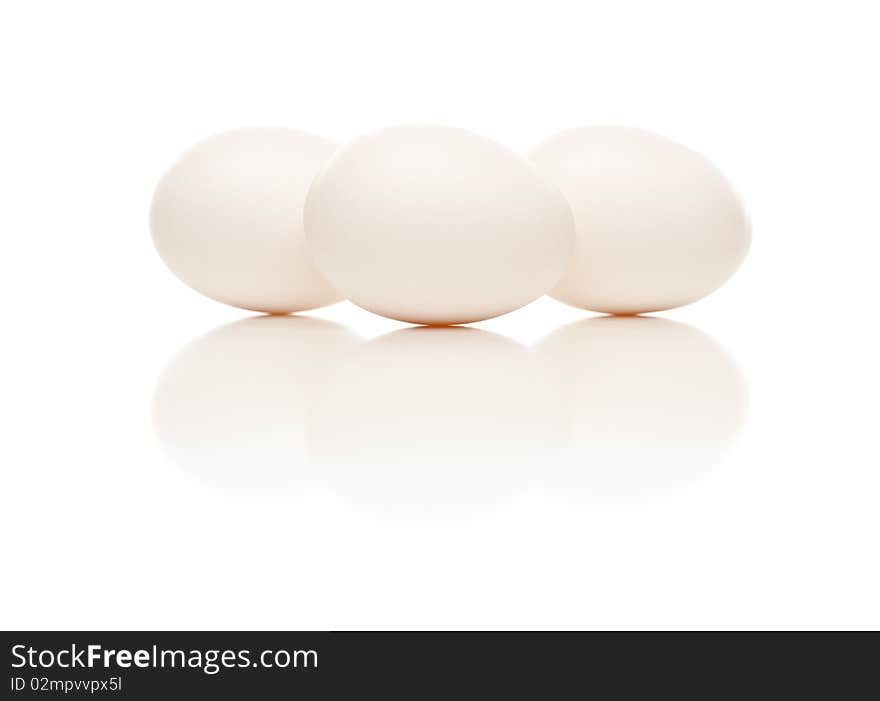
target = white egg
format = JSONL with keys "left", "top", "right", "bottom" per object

{"left": 529, "top": 126, "right": 751, "bottom": 314}
{"left": 305, "top": 125, "right": 575, "bottom": 325}
{"left": 150, "top": 127, "right": 342, "bottom": 314}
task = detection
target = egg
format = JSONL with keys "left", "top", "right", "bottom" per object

{"left": 304, "top": 125, "right": 575, "bottom": 325}
{"left": 150, "top": 127, "right": 342, "bottom": 314}
{"left": 529, "top": 126, "right": 750, "bottom": 314}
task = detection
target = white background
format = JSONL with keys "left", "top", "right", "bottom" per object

{"left": 1, "top": 1, "right": 878, "bottom": 630}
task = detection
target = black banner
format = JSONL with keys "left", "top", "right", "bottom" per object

{"left": 2, "top": 632, "right": 877, "bottom": 697}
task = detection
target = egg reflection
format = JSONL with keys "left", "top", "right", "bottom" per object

{"left": 152, "top": 314, "right": 747, "bottom": 518}
{"left": 537, "top": 316, "right": 748, "bottom": 507}
{"left": 309, "top": 327, "right": 564, "bottom": 523}
{"left": 152, "top": 315, "right": 357, "bottom": 500}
